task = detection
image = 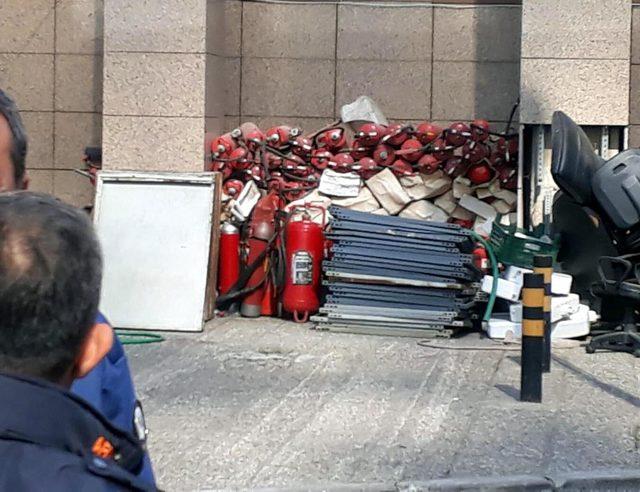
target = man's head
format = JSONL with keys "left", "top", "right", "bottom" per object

{"left": 0, "top": 89, "right": 28, "bottom": 191}
{"left": 0, "top": 192, "right": 112, "bottom": 385}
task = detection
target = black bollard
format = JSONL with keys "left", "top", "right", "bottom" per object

{"left": 533, "top": 255, "right": 553, "bottom": 373}
{"left": 520, "top": 273, "right": 545, "bottom": 403}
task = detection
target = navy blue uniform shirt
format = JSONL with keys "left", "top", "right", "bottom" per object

{"left": 0, "top": 373, "right": 156, "bottom": 491}
{"left": 72, "top": 313, "right": 156, "bottom": 485}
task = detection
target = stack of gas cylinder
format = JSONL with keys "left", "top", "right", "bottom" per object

{"left": 210, "top": 120, "right": 518, "bottom": 218}
{"left": 213, "top": 119, "right": 518, "bottom": 323}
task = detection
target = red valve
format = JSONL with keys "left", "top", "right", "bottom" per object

{"left": 467, "top": 163, "right": 492, "bottom": 185}
{"left": 355, "top": 122, "right": 387, "bottom": 146}
{"left": 446, "top": 122, "right": 471, "bottom": 147}
{"left": 317, "top": 128, "right": 346, "bottom": 151}
{"left": 391, "top": 159, "right": 414, "bottom": 177}
{"left": 443, "top": 157, "right": 468, "bottom": 178}
{"left": 432, "top": 138, "right": 454, "bottom": 162}
{"left": 223, "top": 179, "right": 244, "bottom": 197}
{"left": 330, "top": 153, "right": 355, "bottom": 172}
{"left": 311, "top": 149, "right": 333, "bottom": 170}
{"left": 355, "top": 157, "right": 379, "bottom": 180}
{"left": 417, "top": 154, "right": 441, "bottom": 175}
{"left": 399, "top": 138, "right": 424, "bottom": 163}
{"left": 373, "top": 144, "right": 395, "bottom": 167}
{"left": 384, "top": 124, "right": 410, "bottom": 146}
{"left": 470, "top": 119, "right": 490, "bottom": 142}
{"left": 291, "top": 136, "right": 313, "bottom": 157}
{"left": 415, "top": 122, "right": 442, "bottom": 145}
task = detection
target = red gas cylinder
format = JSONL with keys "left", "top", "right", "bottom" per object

{"left": 470, "top": 119, "right": 490, "bottom": 142}
{"left": 384, "top": 124, "right": 409, "bottom": 146}
{"left": 417, "top": 154, "right": 440, "bottom": 175}
{"left": 467, "top": 163, "right": 492, "bottom": 185}
{"left": 432, "top": 139, "right": 454, "bottom": 162}
{"left": 283, "top": 206, "right": 325, "bottom": 322}
{"left": 317, "top": 128, "right": 346, "bottom": 151}
{"left": 223, "top": 179, "right": 244, "bottom": 198}
{"left": 229, "top": 147, "right": 253, "bottom": 171}
{"left": 330, "top": 153, "right": 355, "bottom": 172}
{"left": 472, "top": 245, "right": 489, "bottom": 271}
{"left": 350, "top": 138, "right": 370, "bottom": 160}
{"left": 241, "top": 192, "right": 281, "bottom": 318}
{"left": 399, "top": 138, "right": 424, "bottom": 163}
{"left": 211, "top": 132, "right": 237, "bottom": 159}
{"left": 291, "top": 136, "right": 313, "bottom": 157}
{"left": 391, "top": 159, "right": 413, "bottom": 177}
{"left": 463, "top": 141, "right": 490, "bottom": 164}
{"left": 444, "top": 157, "right": 468, "bottom": 178}
{"left": 218, "top": 222, "right": 240, "bottom": 296}
{"left": 355, "top": 157, "right": 379, "bottom": 180}
{"left": 446, "top": 122, "right": 471, "bottom": 147}
{"left": 265, "top": 152, "right": 283, "bottom": 170}
{"left": 266, "top": 126, "right": 301, "bottom": 147}
{"left": 239, "top": 122, "right": 265, "bottom": 151}
{"left": 211, "top": 160, "right": 232, "bottom": 179}
{"left": 415, "top": 122, "right": 442, "bottom": 145}
{"left": 355, "top": 122, "right": 386, "bottom": 146}
{"left": 311, "top": 149, "right": 333, "bottom": 170}
{"left": 245, "top": 164, "right": 265, "bottom": 183}
{"left": 373, "top": 144, "right": 395, "bottom": 167}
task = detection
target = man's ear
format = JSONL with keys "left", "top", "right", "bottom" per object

{"left": 73, "top": 323, "right": 114, "bottom": 379}
{"left": 20, "top": 172, "right": 29, "bottom": 190}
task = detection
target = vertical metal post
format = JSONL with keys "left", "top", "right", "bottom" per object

{"left": 600, "top": 126, "right": 609, "bottom": 159}
{"left": 520, "top": 273, "right": 545, "bottom": 403}
{"left": 534, "top": 255, "right": 553, "bottom": 373}
{"left": 535, "top": 125, "right": 545, "bottom": 188}
{"left": 516, "top": 124, "right": 525, "bottom": 229}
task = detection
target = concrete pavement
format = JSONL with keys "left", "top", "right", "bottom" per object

{"left": 125, "top": 317, "right": 640, "bottom": 491}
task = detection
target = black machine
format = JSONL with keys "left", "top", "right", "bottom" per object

{"left": 550, "top": 111, "right": 640, "bottom": 356}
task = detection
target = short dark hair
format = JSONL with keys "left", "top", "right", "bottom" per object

{"left": 0, "top": 192, "right": 102, "bottom": 381}
{"left": 0, "top": 89, "right": 28, "bottom": 184}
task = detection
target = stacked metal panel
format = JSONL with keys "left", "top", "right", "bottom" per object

{"left": 312, "top": 206, "right": 481, "bottom": 338}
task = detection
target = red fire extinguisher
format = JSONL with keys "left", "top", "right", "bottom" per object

{"left": 218, "top": 222, "right": 240, "bottom": 296}
{"left": 282, "top": 205, "right": 326, "bottom": 323}
{"left": 240, "top": 192, "right": 281, "bottom": 318}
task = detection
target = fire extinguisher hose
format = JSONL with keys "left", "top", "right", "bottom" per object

{"left": 469, "top": 230, "right": 498, "bottom": 323}
{"left": 215, "top": 233, "right": 276, "bottom": 308}
{"left": 115, "top": 330, "right": 165, "bottom": 345}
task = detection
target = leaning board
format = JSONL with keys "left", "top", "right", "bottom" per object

{"left": 94, "top": 171, "right": 219, "bottom": 332}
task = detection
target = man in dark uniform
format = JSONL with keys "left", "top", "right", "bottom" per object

{"left": 0, "top": 88, "right": 155, "bottom": 484}
{"left": 0, "top": 192, "right": 155, "bottom": 490}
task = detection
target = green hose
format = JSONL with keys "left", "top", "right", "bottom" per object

{"left": 469, "top": 231, "right": 499, "bottom": 323}
{"left": 115, "top": 330, "right": 165, "bottom": 345}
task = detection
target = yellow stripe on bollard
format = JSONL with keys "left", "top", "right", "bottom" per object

{"left": 523, "top": 319, "right": 544, "bottom": 337}
{"left": 523, "top": 287, "right": 545, "bottom": 308}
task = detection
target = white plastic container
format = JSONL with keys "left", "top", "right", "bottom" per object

{"left": 486, "top": 304, "right": 592, "bottom": 340}
{"left": 481, "top": 275, "right": 521, "bottom": 302}
{"left": 509, "top": 293, "right": 580, "bottom": 323}
{"left": 551, "top": 272, "right": 573, "bottom": 295}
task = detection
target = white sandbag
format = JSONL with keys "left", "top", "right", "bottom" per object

{"left": 421, "top": 170, "right": 452, "bottom": 199}
{"left": 434, "top": 190, "right": 457, "bottom": 214}
{"left": 492, "top": 199, "right": 514, "bottom": 215}
{"left": 451, "top": 205, "right": 475, "bottom": 221}
{"left": 459, "top": 194, "right": 497, "bottom": 220}
{"left": 399, "top": 200, "right": 449, "bottom": 223}
{"left": 453, "top": 176, "right": 472, "bottom": 199}
{"left": 331, "top": 186, "right": 380, "bottom": 212}
{"left": 366, "top": 168, "right": 411, "bottom": 215}
{"left": 400, "top": 174, "right": 430, "bottom": 200}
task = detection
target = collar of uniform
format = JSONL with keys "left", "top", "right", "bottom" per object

{"left": 0, "top": 373, "right": 144, "bottom": 473}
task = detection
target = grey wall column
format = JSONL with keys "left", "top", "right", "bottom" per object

{"left": 102, "top": 0, "right": 226, "bottom": 172}
{"left": 521, "top": 0, "right": 631, "bottom": 126}
{"left": 519, "top": 0, "right": 632, "bottom": 224}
